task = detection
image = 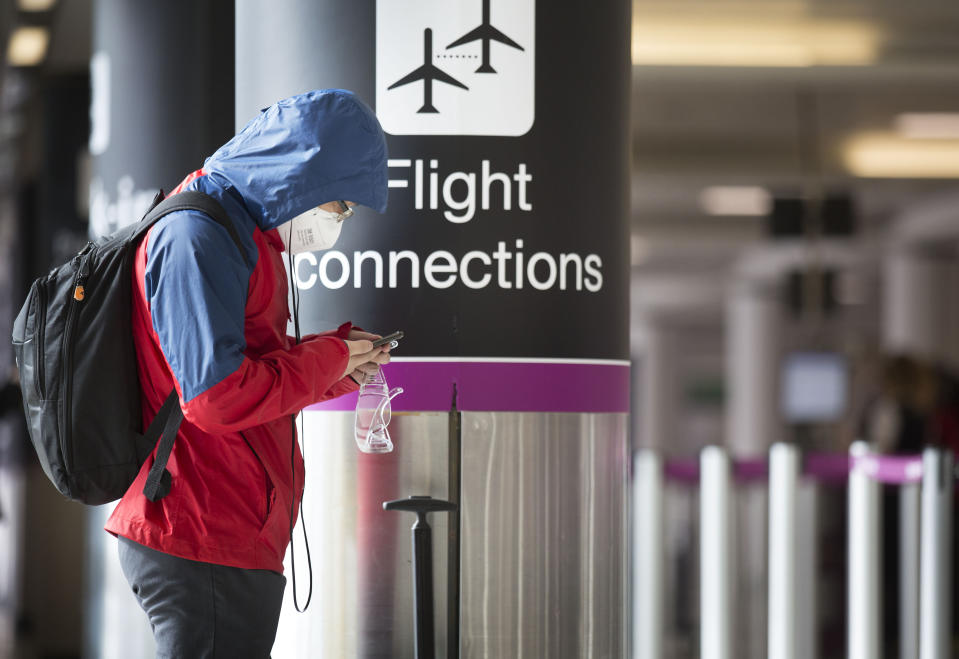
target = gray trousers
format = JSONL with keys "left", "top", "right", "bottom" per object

{"left": 118, "top": 536, "right": 287, "bottom": 659}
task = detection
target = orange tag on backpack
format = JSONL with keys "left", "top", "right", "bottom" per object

{"left": 74, "top": 285, "right": 85, "bottom": 301}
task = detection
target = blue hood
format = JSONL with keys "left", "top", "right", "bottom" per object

{"left": 202, "top": 89, "right": 388, "bottom": 232}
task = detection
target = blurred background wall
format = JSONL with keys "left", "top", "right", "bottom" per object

{"left": 0, "top": 0, "right": 957, "bottom": 657}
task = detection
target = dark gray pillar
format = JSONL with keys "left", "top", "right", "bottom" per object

{"left": 237, "top": 0, "right": 631, "bottom": 656}
{"left": 88, "top": 0, "right": 235, "bottom": 237}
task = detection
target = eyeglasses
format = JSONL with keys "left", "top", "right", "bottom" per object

{"left": 333, "top": 200, "right": 354, "bottom": 223}
{"left": 354, "top": 367, "right": 403, "bottom": 454}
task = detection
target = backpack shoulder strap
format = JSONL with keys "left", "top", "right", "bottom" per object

{"left": 141, "top": 190, "right": 253, "bottom": 269}
{"left": 138, "top": 190, "right": 251, "bottom": 502}
{"left": 141, "top": 390, "right": 183, "bottom": 502}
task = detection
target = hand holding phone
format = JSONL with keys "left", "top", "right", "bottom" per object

{"left": 372, "top": 331, "right": 404, "bottom": 348}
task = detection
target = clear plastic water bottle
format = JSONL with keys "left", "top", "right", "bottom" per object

{"left": 354, "top": 365, "right": 403, "bottom": 453}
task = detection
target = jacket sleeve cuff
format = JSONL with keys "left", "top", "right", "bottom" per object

{"left": 307, "top": 321, "right": 356, "bottom": 341}
{"left": 335, "top": 321, "right": 354, "bottom": 338}
{"left": 320, "top": 374, "right": 361, "bottom": 402}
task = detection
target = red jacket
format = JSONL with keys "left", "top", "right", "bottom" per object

{"left": 105, "top": 208, "right": 357, "bottom": 572}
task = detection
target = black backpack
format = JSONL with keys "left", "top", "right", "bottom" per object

{"left": 11, "top": 190, "right": 250, "bottom": 505}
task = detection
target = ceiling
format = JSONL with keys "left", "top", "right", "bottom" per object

{"left": 630, "top": 0, "right": 959, "bottom": 272}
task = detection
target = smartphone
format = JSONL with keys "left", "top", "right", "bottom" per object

{"left": 372, "top": 331, "right": 404, "bottom": 348}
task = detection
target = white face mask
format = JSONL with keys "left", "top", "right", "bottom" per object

{"left": 278, "top": 206, "right": 345, "bottom": 254}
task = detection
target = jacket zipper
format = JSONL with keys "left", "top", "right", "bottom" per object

{"left": 60, "top": 250, "right": 91, "bottom": 472}
{"left": 239, "top": 431, "right": 273, "bottom": 517}
{"left": 34, "top": 280, "right": 47, "bottom": 399}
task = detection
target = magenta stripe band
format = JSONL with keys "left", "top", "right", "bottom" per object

{"left": 852, "top": 454, "right": 925, "bottom": 484}
{"left": 663, "top": 452, "right": 928, "bottom": 486}
{"left": 306, "top": 359, "right": 631, "bottom": 413}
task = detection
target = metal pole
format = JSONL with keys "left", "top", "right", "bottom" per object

{"left": 901, "top": 481, "right": 921, "bottom": 659}
{"left": 633, "top": 450, "right": 663, "bottom": 659}
{"left": 919, "top": 448, "right": 953, "bottom": 659}
{"left": 384, "top": 496, "right": 458, "bottom": 659}
{"left": 769, "top": 443, "right": 799, "bottom": 659}
{"left": 412, "top": 517, "right": 436, "bottom": 659}
{"left": 700, "top": 446, "right": 732, "bottom": 659}
{"left": 847, "top": 441, "right": 881, "bottom": 659}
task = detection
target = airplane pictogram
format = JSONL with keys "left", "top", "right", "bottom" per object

{"left": 387, "top": 28, "right": 468, "bottom": 113}
{"left": 446, "top": 0, "right": 524, "bottom": 73}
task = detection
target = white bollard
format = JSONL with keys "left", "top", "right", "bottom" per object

{"left": 700, "top": 446, "right": 733, "bottom": 659}
{"left": 919, "top": 448, "right": 953, "bottom": 659}
{"left": 847, "top": 441, "right": 881, "bottom": 659}
{"left": 633, "top": 450, "right": 663, "bottom": 659}
{"left": 768, "top": 443, "right": 800, "bottom": 659}
{"left": 795, "top": 480, "right": 818, "bottom": 659}
{"left": 900, "top": 481, "right": 921, "bottom": 659}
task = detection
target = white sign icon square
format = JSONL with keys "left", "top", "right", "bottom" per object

{"left": 376, "top": 0, "right": 535, "bottom": 136}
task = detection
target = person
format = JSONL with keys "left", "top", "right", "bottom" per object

{"left": 104, "top": 89, "right": 391, "bottom": 657}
